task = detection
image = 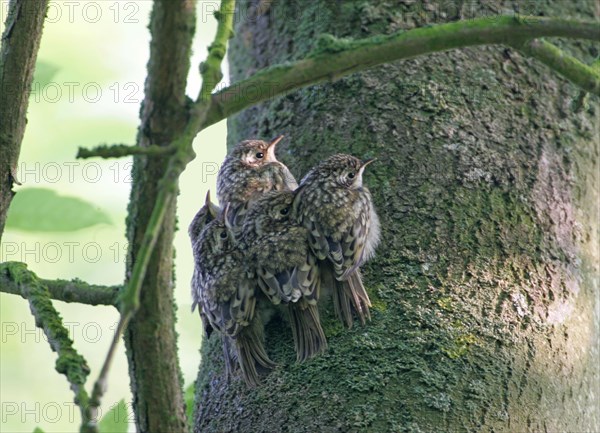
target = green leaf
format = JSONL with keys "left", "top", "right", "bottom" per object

{"left": 33, "top": 60, "right": 60, "bottom": 88}
{"left": 6, "top": 188, "right": 111, "bottom": 232}
{"left": 185, "top": 382, "right": 195, "bottom": 425}
{"left": 33, "top": 428, "right": 45, "bottom": 433}
{"left": 98, "top": 399, "right": 129, "bottom": 433}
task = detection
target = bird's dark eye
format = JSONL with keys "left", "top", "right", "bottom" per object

{"left": 255, "top": 152, "right": 264, "bottom": 159}
{"left": 280, "top": 207, "right": 290, "bottom": 216}
{"left": 220, "top": 231, "right": 227, "bottom": 239}
{"left": 348, "top": 172, "right": 356, "bottom": 179}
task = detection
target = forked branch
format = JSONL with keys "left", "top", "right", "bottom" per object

{"left": 2, "top": 262, "right": 97, "bottom": 433}
{"left": 513, "top": 38, "right": 600, "bottom": 96}
{"left": 84, "top": 1, "right": 237, "bottom": 429}
{"left": 201, "top": 15, "right": 600, "bottom": 128}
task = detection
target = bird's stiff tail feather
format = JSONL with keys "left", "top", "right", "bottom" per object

{"left": 221, "top": 336, "right": 237, "bottom": 381}
{"left": 347, "top": 269, "right": 371, "bottom": 323}
{"left": 322, "top": 261, "right": 371, "bottom": 328}
{"left": 233, "top": 321, "right": 276, "bottom": 387}
{"left": 288, "top": 301, "right": 328, "bottom": 362}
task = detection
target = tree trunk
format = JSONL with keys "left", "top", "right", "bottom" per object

{"left": 123, "top": 1, "right": 194, "bottom": 432}
{"left": 194, "top": 1, "right": 599, "bottom": 431}
{"left": 0, "top": 0, "right": 48, "bottom": 241}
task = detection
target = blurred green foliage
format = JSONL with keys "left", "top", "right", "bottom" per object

{"left": 185, "top": 383, "right": 195, "bottom": 425}
{"left": 0, "top": 2, "right": 223, "bottom": 432}
{"left": 6, "top": 188, "right": 111, "bottom": 232}
{"left": 97, "top": 399, "right": 129, "bottom": 433}
{"left": 32, "top": 61, "right": 60, "bottom": 88}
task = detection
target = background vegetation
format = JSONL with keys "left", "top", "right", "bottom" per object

{"left": 1, "top": 1, "right": 598, "bottom": 432}
{"left": 1, "top": 3, "right": 225, "bottom": 431}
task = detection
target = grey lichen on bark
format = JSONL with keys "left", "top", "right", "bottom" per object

{"left": 194, "top": 1, "right": 599, "bottom": 432}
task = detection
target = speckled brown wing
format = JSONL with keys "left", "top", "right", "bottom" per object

{"left": 189, "top": 192, "right": 220, "bottom": 315}
{"left": 296, "top": 185, "right": 375, "bottom": 282}
{"left": 258, "top": 244, "right": 325, "bottom": 362}
{"left": 335, "top": 192, "right": 373, "bottom": 281}
{"left": 199, "top": 256, "right": 275, "bottom": 387}
{"left": 251, "top": 228, "right": 305, "bottom": 304}
{"left": 290, "top": 249, "right": 320, "bottom": 305}
{"left": 243, "top": 190, "right": 326, "bottom": 361}
{"left": 191, "top": 253, "right": 213, "bottom": 337}
{"left": 292, "top": 185, "right": 331, "bottom": 262}
{"left": 285, "top": 245, "right": 327, "bottom": 362}
{"left": 200, "top": 254, "right": 257, "bottom": 338}
{"left": 193, "top": 216, "right": 275, "bottom": 386}
{"left": 321, "top": 206, "right": 374, "bottom": 328}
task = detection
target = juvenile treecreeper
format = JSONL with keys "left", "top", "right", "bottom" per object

{"left": 293, "top": 154, "right": 380, "bottom": 327}
{"left": 216, "top": 135, "right": 298, "bottom": 232}
{"left": 242, "top": 190, "right": 327, "bottom": 362}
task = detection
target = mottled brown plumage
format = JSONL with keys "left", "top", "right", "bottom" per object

{"left": 189, "top": 191, "right": 221, "bottom": 337}
{"left": 216, "top": 136, "right": 298, "bottom": 231}
{"left": 242, "top": 190, "right": 327, "bottom": 361}
{"left": 191, "top": 207, "right": 275, "bottom": 386}
{"left": 293, "top": 154, "right": 380, "bottom": 327}
{"left": 188, "top": 190, "right": 220, "bottom": 246}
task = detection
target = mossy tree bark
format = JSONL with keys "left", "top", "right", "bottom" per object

{"left": 122, "top": 1, "right": 195, "bottom": 432}
{"left": 194, "top": 0, "right": 599, "bottom": 432}
{"left": 0, "top": 0, "right": 48, "bottom": 242}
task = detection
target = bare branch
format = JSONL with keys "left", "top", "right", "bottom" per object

{"left": 1, "top": 262, "right": 98, "bottom": 432}
{"left": 0, "top": 262, "right": 119, "bottom": 306}
{"left": 200, "top": 15, "right": 600, "bottom": 129}
{"left": 88, "top": 3, "right": 238, "bottom": 422}
{"left": 198, "top": 0, "right": 236, "bottom": 102}
{"left": 77, "top": 143, "right": 175, "bottom": 159}
{"left": 115, "top": 0, "right": 238, "bottom": 332}
{"left": 86, "top": 1, "right": 205, "bottom": 430}
{"left": 112, "top": 0, "right": 238, "bottom": 321}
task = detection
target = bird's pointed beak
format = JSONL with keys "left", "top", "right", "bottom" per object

{"left": 358, "top": 157, "right": 376, "bottom": 179}
{"left": 205, "top": 190, "right": 219, "bottom": 219}
{"left": 361, "top": 158, "right": 377, "bottom": 169}
{"left": 267, "top": 134, "right": 284, "bottom": 161}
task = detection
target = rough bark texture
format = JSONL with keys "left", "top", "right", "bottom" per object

{"left": 195, "top": 0, "right": 599, "bottom": 432}
{"left": 123, "top": 1, "right": 195, "bottom": 432}
{"left": 0, "top": 0, "right": 48, "bottom": 242}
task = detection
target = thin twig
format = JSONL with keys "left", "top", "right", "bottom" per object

{"left": 85, "top": 0, "right": 237, "bottom": 425}
{"left": 198, "top": 0, "right": 236, "bottom": 102}
{"left": 77, "top": 144, "right": 175, "bottom": 159}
